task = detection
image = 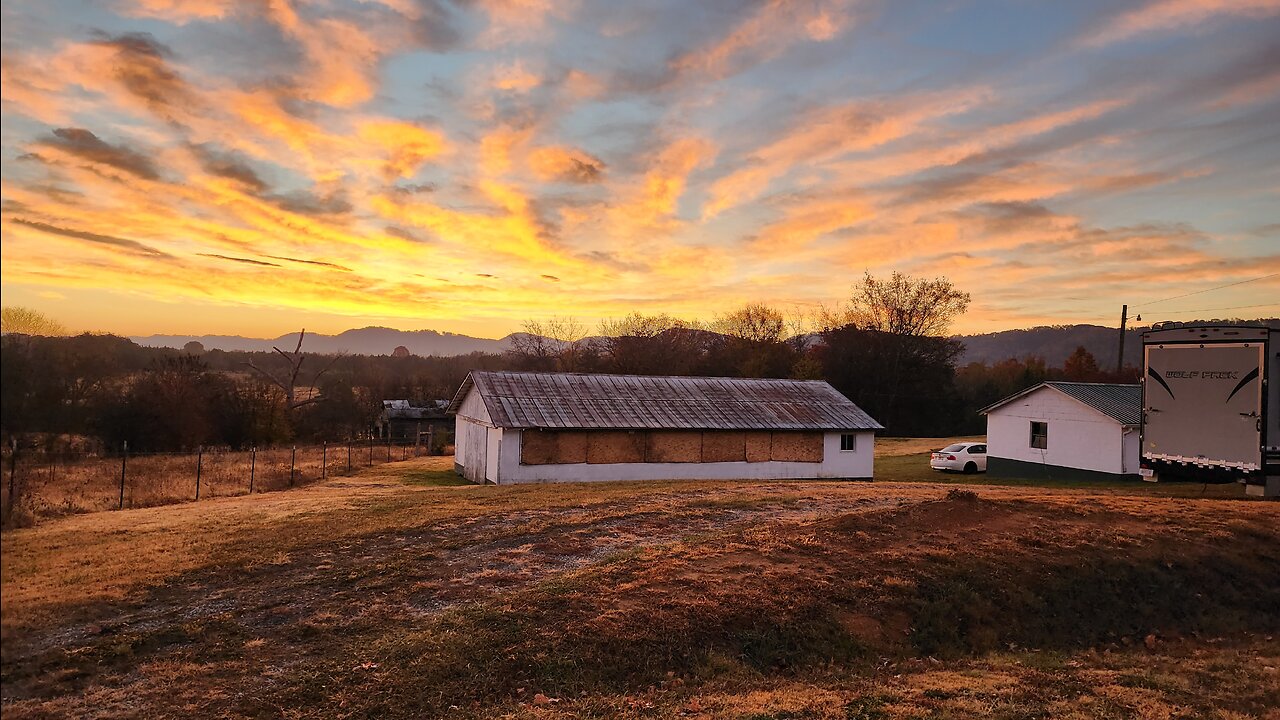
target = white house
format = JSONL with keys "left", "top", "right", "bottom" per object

{"left": 979, "top": 381, "right": 1141, "bottom": 481}
{"left": 447, "top": 371, "right": 882, "bottom": 484}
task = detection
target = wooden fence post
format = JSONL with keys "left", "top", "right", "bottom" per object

{"left": 387, "top": 437, "right": 392, "bottom": 462}
{"left": 347, "top": 441, "right": 352, "bottom": 472}
{"left": 322, "top": 441, "right": 327, "bottom": 480}
{"left": 6, "top": 438, "right": 18, "bottom": 521}
{"left": 368, "top": 436, "right": 373, "bottom": 466}
{"left": 249, "top": 446, "right": 256, "bottom": 493}
{"left": 290, "top": 446, "right": 297, "bottom": 487}
{"left": 118, "top": 441, "right": 128, "bottom": 510}
{"left": 195, "top": 445, "right": 203, "bottom": 500}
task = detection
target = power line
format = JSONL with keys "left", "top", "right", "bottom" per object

{"left": 1148, "top": 302, "right": 1280, "bottom": 316}
{"left": 1132, "top": 272, "right": 1280, "bottom": 309}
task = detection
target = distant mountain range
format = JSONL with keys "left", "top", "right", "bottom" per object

{"left": 954, "top": 319, "right": 1279, "bottom": 367}
{"left": 132, "top": 327, "right": 512, "bottom": 356}
{"left": 134, "top": 319, "right": 1279, "bottom": 366}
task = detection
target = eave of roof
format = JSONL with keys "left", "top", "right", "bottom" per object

{"left": 978, "top": 381, "right": 1141, "bottom": 425}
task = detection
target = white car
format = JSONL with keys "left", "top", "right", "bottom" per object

{"left": 930, "top": 442, "right": 987, "bottom": 474}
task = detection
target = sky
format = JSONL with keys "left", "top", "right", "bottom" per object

{"left": 1, "top": 0, "right": 1278, "bottom": 340}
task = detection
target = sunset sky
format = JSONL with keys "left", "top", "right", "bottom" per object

{"left": 2, "top": 0, "right": 1278, "bottom": 339}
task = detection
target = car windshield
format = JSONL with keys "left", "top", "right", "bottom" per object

{"left": 940, "top": 444, "right": 967, "bottom": 452}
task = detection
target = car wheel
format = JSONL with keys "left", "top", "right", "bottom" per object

{"left": 963, "top": 462, "right": 977, "bottom": 474}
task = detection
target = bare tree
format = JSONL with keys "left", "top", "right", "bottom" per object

{"left": 597, "top": 313, "right": 703, "bottom": 375}
{"left": 244, "top": 329, "right": 341, "bottom": 412}
{"left": 823, "top": 272, "right": 970, "bottom": 337}
{"left": 511, "top": 316, "right": 591, "bottom": 371}
{"left": 716, "top": 303, "right": 785, "bottom": 343}
{"left": 1, "top": 307, "right": 67, "bottom": 336}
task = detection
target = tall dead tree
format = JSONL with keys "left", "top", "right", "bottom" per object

{"left": 244, "top": 329, "right": 340, "bottom": 412}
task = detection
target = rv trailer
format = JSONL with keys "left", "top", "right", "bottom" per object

{"left": 1140, "top": 324, "right": 1279, "bottom": 497}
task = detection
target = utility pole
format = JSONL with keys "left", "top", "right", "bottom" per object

{"left": 1116, "top": 304, "right": 1128, "bottom": 374}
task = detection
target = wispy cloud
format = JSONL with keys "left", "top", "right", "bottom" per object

{"left": 0, "top": 0, "right": 1276, "bottom": 336}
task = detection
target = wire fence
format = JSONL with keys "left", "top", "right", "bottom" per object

{"left": 1, "top": 438, "right": 440, "bottom": 527}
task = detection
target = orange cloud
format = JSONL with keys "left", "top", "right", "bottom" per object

{"left": 528, "top": 146, "right": 604, "bottom": 183}
{"left": 671, "top": 0, "right": 854, "bottom": 80}
{"left": 1079, "top": 0, "right": 1280, "bottom": 47}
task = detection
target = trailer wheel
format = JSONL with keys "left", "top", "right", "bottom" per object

{"left": 963, "top": 462, "right": 977, "bottom": 474}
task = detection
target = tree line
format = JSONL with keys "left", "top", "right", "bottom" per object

{"left": 1, "top": 273, "right": 1137, "bottom": 452}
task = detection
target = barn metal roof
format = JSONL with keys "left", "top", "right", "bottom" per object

{"left": 979, "top": 381, "right": 1141, "bottom": 425}
{"left": 447, "top": 371, "right": 883, "bottom": 431}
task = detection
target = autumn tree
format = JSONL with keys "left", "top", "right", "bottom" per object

{"left": 1062, "top": 345, "right": 1102, "bottom": 382}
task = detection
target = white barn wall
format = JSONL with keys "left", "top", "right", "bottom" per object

{"left": 492, "top": 429, "right": 874, "bottom": 484}
{"left": 986, "top": 387, "right": 1132, "bottom": 475}
{"left": 454, "top": 389, "right": 493, "bottom": 483}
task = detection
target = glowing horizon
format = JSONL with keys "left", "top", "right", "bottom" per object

{"left": 2, "top": 0, "right": 1278, "bottom": 339}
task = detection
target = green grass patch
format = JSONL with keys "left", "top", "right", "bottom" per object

{"left": 876, "top": 453, "right": 1247, "bottom": 497}
{"left": 401, "top": 469, "right": 473, "bottom": 486}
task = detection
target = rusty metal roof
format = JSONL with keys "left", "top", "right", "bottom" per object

{"left": 979, "top": 381, "right": 1141, "bottom": 425}
{"left": 447, "top": 371, "right": 883, "bottom": 431}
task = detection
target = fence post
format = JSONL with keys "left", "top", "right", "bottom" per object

{"left": 347, "top": 441, "right": 352, "bottom": 472}
{"left": 415, "top": 422, "right": 421, "bottom": 457}
{"left": 249, "top": 446, "right": 257, "bottom": 493}
{"left": 387, "top": 437, "right": 392, "bottom": 462}
{"left": 368, "top": 436, "right": 373, "bottom": 466}
{"left": 118, "top": 441, "right": 128, "bottom": 510}
{"left": 290, "top": 446, "right": 297, "bottom": 487}
{"left": 6, "top": 438, "right": 18, "bottom": 521}
{"left": 195, "top": 445, "right": 203, "bottom": 501}
{"left": 322, "top": 441, "right": 327, "bottom": 480}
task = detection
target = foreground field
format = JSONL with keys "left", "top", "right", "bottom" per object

{"left": 2, "top": 454, "right": 1278, "bottom": 719}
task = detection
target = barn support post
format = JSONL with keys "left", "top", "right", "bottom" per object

{"left": 249, "top": 447, "right": 257, "bottom": 493}
{"left": 118, "top": 441, "right": 128, "bottom": 510}
{"left": 290, "top": 446, "right": 296, "bottom": 487}
{"left": 322, "top": 441, "right": 327, "bottom": 480}
{"left": 195, "top": 445, "right": 203, "bottom": 501}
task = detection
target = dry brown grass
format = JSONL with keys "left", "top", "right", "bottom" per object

{"left": 2, "top": 454, "right": 1278, "bottom": 719}
{"left": 1, "top": 443, "right": 427, "bottom": 525}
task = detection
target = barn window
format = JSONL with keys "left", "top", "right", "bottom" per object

{"left": 840, "top": 433, "right": 856, "bottom": 452}
{"left": 1029, "top": 421, "right": 1048, "bottom": 449}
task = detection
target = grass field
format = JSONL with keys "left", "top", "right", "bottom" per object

{"left": 2, "top": 446, "right": 1277, "bottom": 719}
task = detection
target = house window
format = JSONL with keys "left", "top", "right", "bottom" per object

{"left": 840, "top": 433, "right": 856, "bottom": 452}
{"left": 1029, "top": 421, "right": 1048, "bottom": 449}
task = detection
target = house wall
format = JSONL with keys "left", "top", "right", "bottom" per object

{"left": 985, "top": 387, "right": 1135, "bottom": 477}
{"left": 492, "top": 429, "right": 874, "bottom": 484}
{"left": 454, "top": 388, "right": 494, "bottom": 483}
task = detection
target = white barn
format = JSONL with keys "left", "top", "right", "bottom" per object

{"left": 980, "top": 381, "right": 1141, "bottom": 481}
{"left": 448, "top": 371, "right": 882, "bottom": 484}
